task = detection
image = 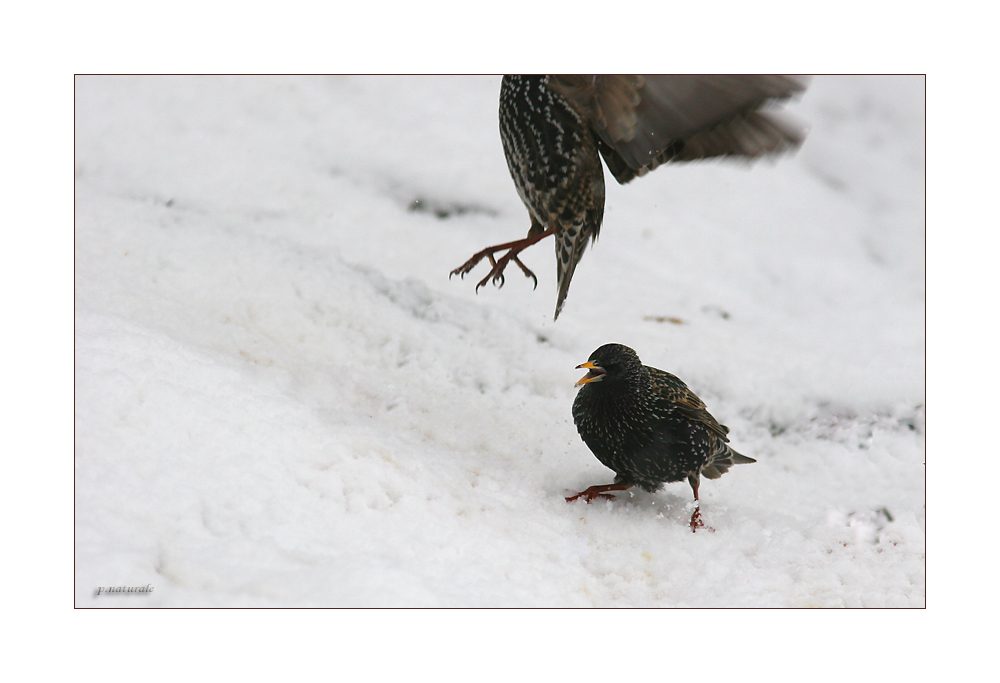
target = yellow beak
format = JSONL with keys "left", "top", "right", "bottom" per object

{"left": 575, "top": 361, "right": 605, "bottom": 386}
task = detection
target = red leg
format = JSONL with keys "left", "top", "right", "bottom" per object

{"left": 689, "top": 479, "right": 704, "bottom": 532}
{"left": 689, "top": 507, "right": 705, "bottom": 532}
{"left": 687, "top": 475, "right": 714, "bottom": 532}
{"left": 565, "top": 482, "right": 633, "bottom": 503}
{"left": 450, "top": 227, "right": 557, "bottom": 292}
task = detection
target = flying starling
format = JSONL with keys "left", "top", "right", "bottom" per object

{"left": 450, "top": 75, "right": 806, "bottom": 319}
{"left": 569, "top": 343, "right": 755, "bottom": 531}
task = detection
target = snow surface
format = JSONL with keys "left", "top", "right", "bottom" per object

{"left": 75, "top": 75, "right": 924, "bottom": 607}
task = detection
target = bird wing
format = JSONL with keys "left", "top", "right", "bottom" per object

{"left": 548, "top": 75, "right": 807, "bottom": 184}
{"left": 646, "top": 367, "right": 730, "bottom": 441}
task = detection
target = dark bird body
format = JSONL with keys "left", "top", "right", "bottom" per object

{"left": 451, "top": 75, "right": 806, "bottom": 319}
{"left": 569, "top": 343, "right": 755, "bottom": 531}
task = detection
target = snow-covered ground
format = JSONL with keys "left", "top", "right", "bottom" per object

{"left": 75, "top": 75, "right": 924, "bottom": 607}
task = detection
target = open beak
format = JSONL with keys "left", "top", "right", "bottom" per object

{"left": 575, "top": 361, "right": 606, "bottom": 386}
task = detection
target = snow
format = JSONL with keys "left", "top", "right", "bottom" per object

{"left": 75, "top": 75, "right": 924, "bottom": 607}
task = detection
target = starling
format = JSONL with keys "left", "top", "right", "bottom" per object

{"left": 451, "top": 75, "right": 806, "bottom": 320}
{"left": 568, "top": 343, "right": 755, "bottom": 531}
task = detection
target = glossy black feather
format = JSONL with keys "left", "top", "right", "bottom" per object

{"left": 572, "top": 344, "right": 754, "bottom": 493}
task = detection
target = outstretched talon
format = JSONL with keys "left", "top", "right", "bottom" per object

{"left": 451, "top": 246, "right": 539, "bottom": 293}
{"left": 565, "top": 482, "right": 634, "bottom": 503}
{"left": 476, "top": 252, "right": 503, "bottom": 291}
{"left": 511, "top": 255, "right": 538, "bottom": 290}
{"left": 450, "top": 227, "right": 556, "bottom": 294}
{"left": 449, "top": 250, "right": 490, "bottom": 281}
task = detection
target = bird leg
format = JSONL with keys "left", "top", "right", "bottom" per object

{"left": 565, "top": 482, "right": 633, "bottom": 503}
{"left": 450, "top": 227, "right": 557, "bottom": 292}
{"left": 687, "top": 475, "right": 713, "bottom": 533}
{"left": 689, "top": 506, "right": 705, "bottom": 532}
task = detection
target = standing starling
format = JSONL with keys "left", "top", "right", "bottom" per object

{"left": 569, "top": 343, "right": 755, "bottom": 531}
{"left": 451, "top": 75, "right": 806, "bottom": 319}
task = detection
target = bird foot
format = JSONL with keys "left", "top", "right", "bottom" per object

{"left": 565, "top": 490, "right": 617, "bottom": 503}
{"left": 449, "top": 227, "right": 556, "bottom": 293}
{"left": 450, "top": 245, "right": 537, "bottom": 292}
{"left": 565, "top": 482, "right": 634, "bottom": 503}
{"left": 688, "top": 507, "right": 715, "bottom": 533}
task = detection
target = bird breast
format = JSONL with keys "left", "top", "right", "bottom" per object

{"left": 499, "top": 75, "right": 601, "bottom": 220}
{"left": 573, "top": 378, "right": 651, "bottom": 452}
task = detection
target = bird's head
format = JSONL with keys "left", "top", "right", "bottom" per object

{"left": 575, "top": 343, "right": 641, "bottom": 387}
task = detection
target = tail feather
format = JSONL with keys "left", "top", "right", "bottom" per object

{"left": 553, "top": 231, "right": 583, "bottom": 320}
{"left": 701, "top": 443, "right": 756, "bottom": 480}
{"left": 553, "top": 209, "right": 600, "bottom": 320}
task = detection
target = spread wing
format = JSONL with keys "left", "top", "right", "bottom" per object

{"left": 548, "top": 74, "right": 807, "bottom": 184}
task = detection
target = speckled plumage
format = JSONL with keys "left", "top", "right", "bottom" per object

{"left": 569, "top": 343, "right": 755, "bottom": 530}
{"left": 451, "top": 75, "right": 806, "bottom": 320}
{"left": 498, "top": 75, "right": 605, "bottom": 320}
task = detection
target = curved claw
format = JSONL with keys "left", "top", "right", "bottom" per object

{"left": 475, "top": 271, "right": 501, "bottom": 292}
{"left": 450, "top": 253, "right": 486, "bottom": 281}
{"left": 449, "top": 265, "right": 470, "bottom": 280}
{"left": 511, "top": 255, "right": 538, "bottom": 290}
{"left": 451, "top": 226, "right": 554, "bottom": 296}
